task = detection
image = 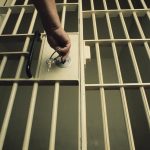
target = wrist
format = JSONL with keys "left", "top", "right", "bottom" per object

{"left": 46, "top": 25, "right": 62, "bottom": 36}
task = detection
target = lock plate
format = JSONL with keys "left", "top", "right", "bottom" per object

{"left": 38, "top": 33, "right": 79, "bottom": 81}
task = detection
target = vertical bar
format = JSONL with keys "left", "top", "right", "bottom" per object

{"left": 78, "top": 86, "right": 81, "bottom": 150}
{"left": 61, "top": 0, "right": 67, "bottom": 28}
{"left": 0, "top": 9, "right": 37, "bottom": 150}
{"left": 22, "top": 83, "right": 38, "bottom": 150}
{"left": 90, "top": 0, "right": 110, "bottom": 149}
{"left": 75, "top": 4, "right": 82, "bottom": 148}
{"left": 115, "top": 0, "right": 150, "bottom": 128}
{"left": 48, "top": 1, "right": 67, "bottom": 149}
{"left": 0, "top": 56, "right": 7, "bottom": 78}
{"left": 48, "top": 82, "right": 59, "bottom": 150}
{"left": 79, "top": 0, "right": 87, "bottom": 149}
{"left": 103, "top": 1, "right": 135, "bottom": 149}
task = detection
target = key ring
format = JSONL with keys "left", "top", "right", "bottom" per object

{"left": 49, "top": 50, "right": 66, "bottom": 63}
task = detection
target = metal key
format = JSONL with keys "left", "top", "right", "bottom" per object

{"left": 46, "top": 58, "right": 54, "bottom": 72}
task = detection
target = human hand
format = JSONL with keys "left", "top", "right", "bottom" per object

{"left": 47, "top": 27, "right": 71, "bottom": 60}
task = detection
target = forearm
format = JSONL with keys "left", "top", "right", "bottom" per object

{"left": 32, "top": 0, "right": 71, "bottom": 57}
{"left": 32, "top": 0, "right": 61, "bottom": 33}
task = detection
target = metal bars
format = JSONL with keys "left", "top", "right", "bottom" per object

{"left": 90, "top": 0, "right": 110, "bottom": 149}
{"left": 0, "top": 0, "right": 37, "bottom": 149}
{"left": 115, "top": 0, "right": 150, "bottom": 127}
{"left": 49, "top": 1, "right": 66, "bottom": 150}
{"left": 79, "top": 0, "right": 87, "bottom": 149}
{"left": 0, "top": 0, "right": 150, "bottom": 150}
{"left": 103, "top": 0, "right": 135, "bottom": 149}
{"left": 82, "top": 0, "right": 150, "bottom": 149}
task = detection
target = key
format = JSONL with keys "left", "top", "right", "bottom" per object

{"left": 46, "top": 58, "right": 54, "bottom": 72}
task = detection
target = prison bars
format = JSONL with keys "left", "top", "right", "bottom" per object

{"left": 90, "top": 0, "right": 111, "bottom": 150}
{"left": 22, "top": 82, "right": 38, "bottom": 150}
{"left": 82, "top": 0, "right": 150, "bottom": 129}
{"left": 0, "top": 0, "right": 37, "bottom": 149}
{"left": 79, "top": 0, "right": 88, "bottom": 150}
{"left": 0, "top": 5, "right": 79, "bottom": 149}
{"left": 140, "top": 0, "right": 150, "bottom": 20}
{"left": 127, "top": 0, "right": 150, "bottom": 60}
{"left": 115, "top": 0, "right": 150, "bottom": 128}
{"left": 82, "top": 0, "right": 150, "bottom": 149}
{"left": 48, "top": 0, "right": 67, "bottom": 150}
{"left": 22, "top": 0, "right": 70, "bottom": 149}
{"left": 103, "top": 0, "right": 136, "bottom": 149}
{"left": 0, "top": 0, "right": 149, "bottom": 150}
{"left": 0, "top": 0, "right": 17, "bottom": 78}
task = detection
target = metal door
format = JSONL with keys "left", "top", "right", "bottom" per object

{"left": 0, "top": 0, "right": 150, "bottom": 150}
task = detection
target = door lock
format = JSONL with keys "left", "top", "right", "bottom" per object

{"left": 46, "top": 51, "right": 71, "bottom": 71}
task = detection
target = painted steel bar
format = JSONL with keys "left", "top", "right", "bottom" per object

{"left": 90, "top": 0, "right": 110, "bottom": 149}
{"left": 79, "top": 0, "right": 87, "bottom": 149}
{"left": 0, "top": 9, "right": 37, "bottom": 150}
{"left": 61, "top": 0, "right": 67, "bottom": 28}
{"left": 22, "top": 83, "right": 38, "bottom": 150}
{"left": 0, "top": 56, "right": 7, "bottom": 78}
{"left": 115, "top": 0, "right": 150, "bottom": 128}
{"left": 103, "top": 1, "right": 135, "bottom": 149}
{"left": 84, "top": 39, "right": 150, "bottom": 44}
{"left": 0, "top": 33, "right": 44, "bottom": 37}
{"left": 127, "top": 0, "right": 150, "bottom": 60}
{"left": 2, "top": 33, "right": 150, "bottom": 43}
{"left": 83, "top": 9, "right": 150, "bottom": 17}
{"left": 0, "top": 78, "right": 149, "bottom": 88}
{"left": 78, "top": 86, "right": 81, "bottom": 150}
{"left": 85, "top": 83, "right": 150, "bottom": 90}
{"left": 22, "top": 10, "right": 39, "bottom": 150}
{"left": 48, "top": 1, "right": 67, "bottom": 149}
{"left": 48, "top": 82, "right": 59, "bottom": 150}
{"left": 35, "top": 35, "right": 46, "bottom": 78}
{"left": 0, "top": 80, "right": 150, "bottom": 88}
{"left": 0, "top": 3, "right": 78, "bottom": 15}
{"left": 0, "top": 52, "right": 28, "bottom": 56}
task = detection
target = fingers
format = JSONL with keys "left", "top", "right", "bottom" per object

{"left": 56, "top": 43, "right": 71, "bottom": 62}
{"left": 56, "top": 42, "right": 71, "bottom": 56}
{"left": 47, "top": 35, "right": 71, "bottom": 58}
{"left": 47, "top": 27, "right": 71, "bottom": 61}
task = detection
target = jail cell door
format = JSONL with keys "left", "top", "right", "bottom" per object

{"left": 0, "top": 0, "right": 150, "bottom": 150}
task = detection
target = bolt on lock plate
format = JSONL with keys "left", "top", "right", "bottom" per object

{"left": 38, "top": 33, "right": 79, "bottom": 82}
